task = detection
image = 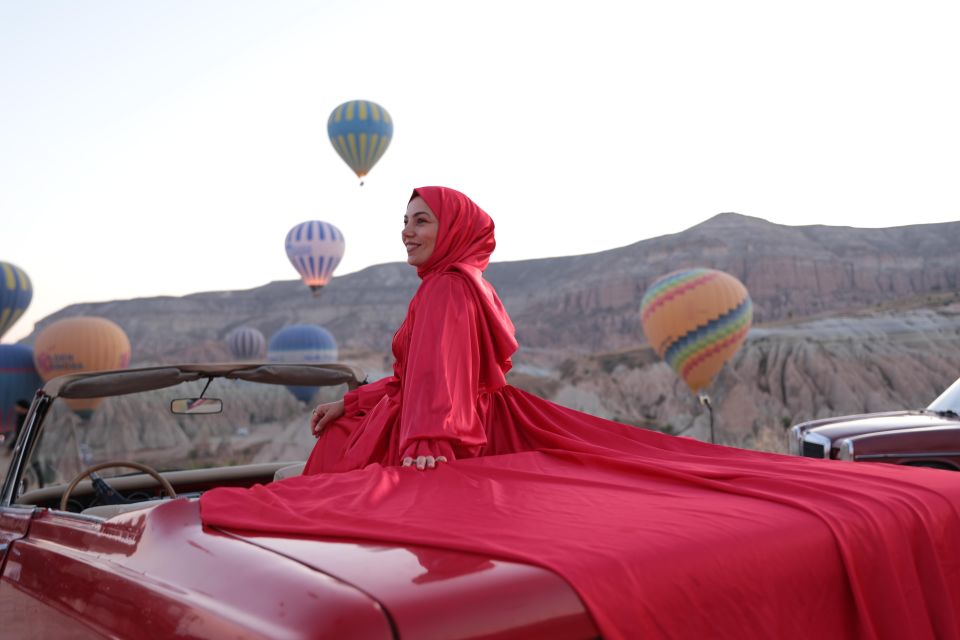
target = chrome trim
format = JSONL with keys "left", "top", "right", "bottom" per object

{"left": 856, "top": 451, "right": 960, "bottom": 460}
{"left": 837, "top": 439, "right": 855, "bottom": 461}
{"left": 48, "top": 511, "right": 110, "bottom": 523}
{"left": 1, "top": 395, "right": 52, "bottom": 507}
{"left": 0, "top": 504, "right": 36, "bottom": 514}
{"left": 788, "top": 425, "right": 805, "bottom": 455}
{"left": 800, "top": 432, "right": 832, "bottom": 459}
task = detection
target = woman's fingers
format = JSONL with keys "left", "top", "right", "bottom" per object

{"left": 313, "top": 413, "right": 334, "bottom": 436}
{"left": 310, "top": 408, "right": 325, "bottom": 436}
{"left": 310, "top": 400, "right": 345, "bottom": 438}
{"left": 401, "top": 455, "right": 448, "bottom": 470}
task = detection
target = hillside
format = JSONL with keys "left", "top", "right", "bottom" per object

{"left": 25, "top": 213, "right": 960, "bottom": 360}
{"left": 16, "top": 214, "right": 960, "bottom": 452}
{"left": 535, "top": 296, "right": 960, "bottom": 450}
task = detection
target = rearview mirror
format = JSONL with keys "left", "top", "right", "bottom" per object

{"left": 171, "top": 398, "right": 223, "bottom": 414}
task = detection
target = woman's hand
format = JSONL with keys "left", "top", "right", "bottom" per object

{"left": 400, "top": 440, "right": 454, "bottom": 471}
{"left": 310, "top": 400, "right": 344, "bottom": 437}
{"left": 402, "top": 455, "right": 448, "bottom": 471}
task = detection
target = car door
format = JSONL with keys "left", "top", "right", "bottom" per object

{"left": 0, "top": 507, "right": 115, "bottom": 639}
{"left": 0, "top": 505, "right": 34, "bottom": 571}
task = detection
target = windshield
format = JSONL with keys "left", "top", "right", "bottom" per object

{"left": 24, "top": 375, "right": 345, "bottom": 492}
{"left": 927, "top": 376, "right": 960, "bottom": 415}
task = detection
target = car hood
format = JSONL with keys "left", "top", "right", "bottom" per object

{"left": 807, "top": 412, "right": 960, "bottom": 442}
{"left": 222, "top": 530, "right": 596, "bottom": 640}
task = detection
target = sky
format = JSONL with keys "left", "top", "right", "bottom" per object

{"left": 2, "top": 0, "right": 959, "bottom": 343}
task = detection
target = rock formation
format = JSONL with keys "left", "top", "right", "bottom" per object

{"left": 15, "top": 214, "right": 960, "bottom": 457}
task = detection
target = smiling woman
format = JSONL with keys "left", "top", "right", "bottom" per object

{"left": 402, "top": 196, "right": 439, "bottom": 267}
{"left": 304, "top": 186, "right": 514, "bottom": 472}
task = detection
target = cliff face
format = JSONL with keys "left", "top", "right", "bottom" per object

{"left": 491, "top": 214, "right": 960, "bottom": 352}
{"left": 520, "top": 299, "right": 960, "bottom": 451}
{"left": 29, "top": 214, "right": 960, "bottom": 360}
{"left": 19, "top": 214, "right": 960, "bottom": 452}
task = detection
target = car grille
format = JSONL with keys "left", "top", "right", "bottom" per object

{"left": 802, "top": 441, "right": 826, "bottom": 458}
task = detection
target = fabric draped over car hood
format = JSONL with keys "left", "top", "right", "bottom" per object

{"left": 202, "top": 391, "right": 960, "bottom": 640}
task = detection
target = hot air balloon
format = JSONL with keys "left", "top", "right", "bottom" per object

{"left": 33, "top": 317, "right": 132, "bottom": 419}
{"left": 0, "top": 344, "right": 42, "bottom": 441}
{"left": 267, "top": 324, "right": 338, "bottom": 403}
{"left": 640, "top": 268, "right": 752, "bottom": 394}
{"left": 0, "top": 261, "right": 32, "bottom": 341}
{"left": 226, "top": 326, "right": 266, "bottom": 361}
{"left": 285, "top": 220, "right": 345, "bottom": 295}
{"left": 327, "top": 99, "right": 393, "bottom": 185}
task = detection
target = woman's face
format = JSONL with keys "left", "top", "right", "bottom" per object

{"left": 403, "top": 196, "right": 439, "bottom": 266}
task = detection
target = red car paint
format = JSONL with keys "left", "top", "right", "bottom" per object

{"left": 1, "top": 499, "right": 596, "bottom": 639}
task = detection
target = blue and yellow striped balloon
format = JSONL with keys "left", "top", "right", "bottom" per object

{"left": 0, "top": 261, "right": 32, "bottom": 341}
{"left": 0, "top": 344, "right": 41, "bottom": 440}
{"left": 640, "top": 268, "right": 752, "bottom": 393}
{"left": 327, "top": 100, "right": 393, "bottom": 183}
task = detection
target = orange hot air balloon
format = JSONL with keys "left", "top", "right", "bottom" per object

{"left": 33, "top": 317, "right": 132, "bottom": 419}
{"left": 640, "top": 268, "right": 752, "bottom": 393}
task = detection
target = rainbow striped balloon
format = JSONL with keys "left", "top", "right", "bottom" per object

{"left": 327, "top": 99, "right": 393, "bottom": 183}
{"left": 0, "top": 261, "right": 32, "bottom": 340}
{"left": 640, "top": 268, "right": 752, "bottom": 392}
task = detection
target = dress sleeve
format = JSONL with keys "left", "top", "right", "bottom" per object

{"left": 342, "top": 375, "right": 394, "bottom": 416}
{"left": 399, "top": 274, "right": 486, "bottom": 462}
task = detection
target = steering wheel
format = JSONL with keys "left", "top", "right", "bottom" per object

{"left": 60, "top": 460, "right": 177, "bottom": 511}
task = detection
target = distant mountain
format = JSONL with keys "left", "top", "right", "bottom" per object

{"left": 25, "top": 213, "right": 960, "bottom": 360}
{"left": 490, "top": 213, "right": 960, "bottom": 352}
{"left": 19, "top": 214, "right": 960, "bottom": 450}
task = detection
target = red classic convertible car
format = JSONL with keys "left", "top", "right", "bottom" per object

{"left": 789, "top": 375, "right": 960, "bottom": 468}
{"left": 0, "top": 364, "right": 597, "bottom": 639}
{"left": 7, "top": 363, "right": 960, "bottom": 639}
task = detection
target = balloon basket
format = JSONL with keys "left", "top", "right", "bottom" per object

{"left": 698, "top": 392, "right": 715, "bottom": 444}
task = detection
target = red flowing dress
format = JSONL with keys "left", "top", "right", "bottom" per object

{"left": 202, "top": 187, "right": 960, "bottom": 640}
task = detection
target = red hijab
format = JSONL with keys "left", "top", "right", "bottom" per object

{"left": 410, "top": 186, "right": 518, "bottom": 371}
